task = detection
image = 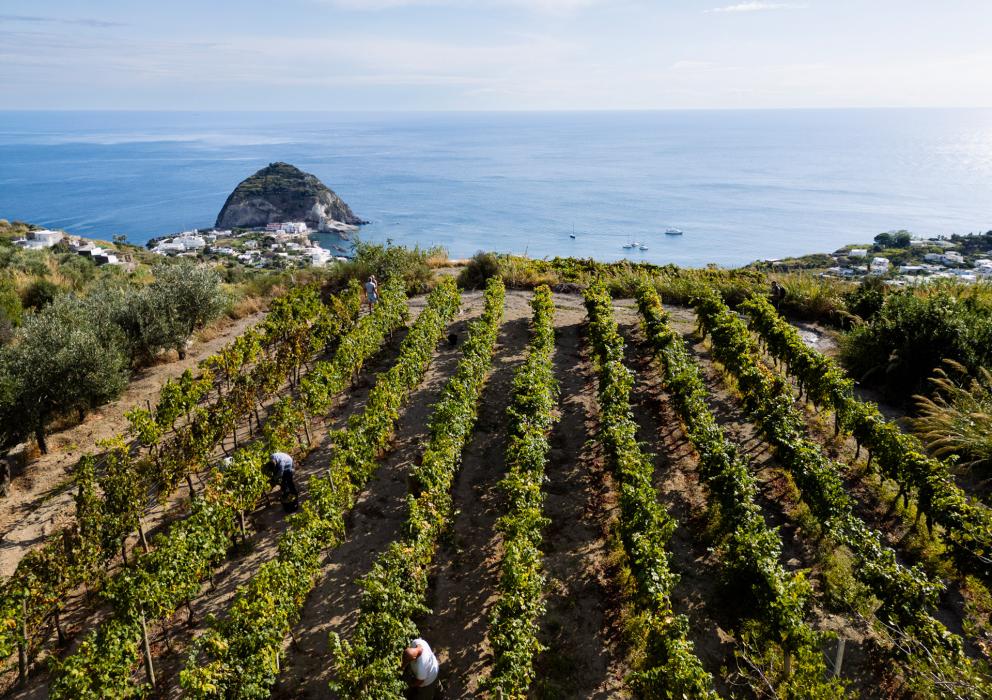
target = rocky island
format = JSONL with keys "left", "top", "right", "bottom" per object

{"left": 215, "top": 162, "right": 365, "bottom": 235}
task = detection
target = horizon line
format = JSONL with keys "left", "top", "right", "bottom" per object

{"left": 1, "top": 106, "right": 991, "bottom": 114}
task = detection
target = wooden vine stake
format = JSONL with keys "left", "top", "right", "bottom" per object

{"left": 833, "top": 637, "right": 846, "bottom": 678}
{"left": 139, "top": 607, "right": 156, "bottom": 689}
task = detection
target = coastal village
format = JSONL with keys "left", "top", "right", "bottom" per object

{"left": 147, "top": 221, "right": 348, "bottom": 269}
{"left": 755, "top": 230, "right": 992, "bottom": 285}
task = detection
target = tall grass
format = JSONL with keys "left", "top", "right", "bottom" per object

{"left": 912, "top": 360, "right": 992, "bottom": 472}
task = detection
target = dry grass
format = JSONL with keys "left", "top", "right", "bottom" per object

{"left": 224, "top": 295, "right": 267, "bottom": 321}
{"left": 912, "top": 360, "right": 992, "bottom": 472}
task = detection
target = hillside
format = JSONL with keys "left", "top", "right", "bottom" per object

{"left": 2, "top": 264, "right": 991, "bottom": 699}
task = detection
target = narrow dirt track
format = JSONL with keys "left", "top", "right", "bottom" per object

{"left": 530, "top": 294, "right": 628, "bottom": 700}
{"left": 411, "top": 291, "right": 535, "bottom": 699}
{"left": 272, "top": 292, "right": 489, "bottom": 699}
{"left": 613, "top": 302, "right": 738, "bottom": 694}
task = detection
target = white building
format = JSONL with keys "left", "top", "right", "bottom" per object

{"left": 304, "top": 246, "right": 332, "bottom": 266}
{"left": 282, "top": 221, "right": 308, "bottom": 234}
{"left": 848, "top": 248, "right": 868, "bottom": 258}
{"left": 15, "top": 229, "right": 64, "bottom": 249}
{"left": 179, "top": 236, "right": 206, "bottom": 251}
{"left": 33, "top": 230, "right": 64, "bottom": 247}
{"left": 870, "top": 257, "right": 891, "bottom": 274}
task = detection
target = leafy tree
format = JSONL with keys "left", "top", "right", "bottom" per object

{"left": 147, "top": 262, "right": 225, "bottom": 359}
{"left": 873, "top": 230, "right": 912, "bottom": 249}
{"left": 843, "top": 275, "right": 886, "bottom": 321}
{"left": 90, "top": 284, "right": 171, "bottom": 367}
{"left": 22, "top": 278, "right": 62, "bottom": 311}
{"left": 0, "top": 276, "right": 21, "bottom": 343}
{"left": 0, "top": 295, "right": 129, "bottom": 452}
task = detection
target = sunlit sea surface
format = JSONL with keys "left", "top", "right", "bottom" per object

{"left": 1, "top": 109, "right": 990, "bottom": 267}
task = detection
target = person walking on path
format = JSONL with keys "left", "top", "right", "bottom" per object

{"left": 364, "top": 275, "right": 379, "bottom": 314}
{"left": 267, "top": 451, "right": 299, "bottom": 508}
{"left": 770, "top": 280, "right": 786, "bottom": 311}
{"left": 402, "top": 638, "right": 440, "bottom": 699}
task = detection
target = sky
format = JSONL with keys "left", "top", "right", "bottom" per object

{"left": 1, "top": 1, "right": 991, "bottom": 110}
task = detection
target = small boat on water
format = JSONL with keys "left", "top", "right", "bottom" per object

{"left": 623, "top": 241, "right": 639, "bottom": 249}
{"left": 639, "top": 244, "right": 649, "bottom": 251}
{"left": 665, "top": 228, "right": 684, "bottom": 236}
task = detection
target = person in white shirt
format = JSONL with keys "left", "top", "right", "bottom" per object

{"left": 364, "top": 275, "right": 379, "bottom": 313}
{"left": 402, "top": 637, "right": 440, "bottom": 699}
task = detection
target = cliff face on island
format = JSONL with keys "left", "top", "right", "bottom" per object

{"left": 215, "top": 162, "right": 365, "bottom": 232}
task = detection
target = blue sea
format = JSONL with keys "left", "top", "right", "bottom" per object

{"left": 1, "top": 110, "right": 990, "bottom": 267}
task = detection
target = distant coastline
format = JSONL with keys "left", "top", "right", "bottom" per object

{"left": 2, "top": 110, "right": 991, "bottom": 267}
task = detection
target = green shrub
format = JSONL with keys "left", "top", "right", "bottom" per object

{"left": 840, "top": 287, "right": 992, "bottom": 400}
{"left": 458, "top": 251, "right": 501, "bottom": 289}
{"left": 843, "top": 275, "right": 886, "bottom": 322}
{"left": 22, "top": 279, "right": 62, "bottom": 311}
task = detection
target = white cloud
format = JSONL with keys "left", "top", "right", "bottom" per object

{"left": 706, "top": 2, "right": 804, "bottom": 13}
{"left": 322, "top": 0, "right": 601, "bottom": 12}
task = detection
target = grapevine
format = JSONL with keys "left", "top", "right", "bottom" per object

{"left": 47, "top": 283, "right": 407, "bottom": 698}
{"left": 740, "top": 294, "right": 992, "bottom": 574}
{"left": 181, "top": 277, "right": 461, "bottom": 699}
{"left": 583, "top": 281, "right": 718, "bottom": 699}
{"left": 636, "top": 281, "right": 847, "bottom": 698}
{"left": 694, "top": 289, "right": 992, "bottom": 697}
{"left": 329, "top": 276, "right": 505, "bottom": 699}
{"left": 482, "top": 285, "right": 558, "bottom": 698}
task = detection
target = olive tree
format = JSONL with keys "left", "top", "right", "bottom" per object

{"left": 147, "top": 262, "right": 225, "bottom": 359}
{"left": 0, "top": 295, "right": 129, "bottom": 453}
{"left": 90, "top": 262, "right": 225, "bottom": 366}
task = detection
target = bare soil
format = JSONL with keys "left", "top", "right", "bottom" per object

{"left": 530, "top": 294, "right": 628, "bottom": 700}
{"left": 412, "top": 293, "right": 534, "bottom": 699}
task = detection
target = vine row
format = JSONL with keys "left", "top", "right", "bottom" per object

{"left": 583, "top": 282, "right": 718, "bottom": 699}
{"left": 482, "top": 285, "right": 558, "bottom": 698}
{"left": 0, "top": 282, "right": 362, "bottom": 680}
{"left": 329, "top": 276, "right": 505, "bottom": 698}
{"left": 694, "top": 289, "right": 991, "bottom": 698}
{"left": 180, "top": 277, "right": 461, "bottom": 699}
{"left": 740, "top": 293, "right": 992, "bottom": 573}
{"left": 636, "top": 281, "right": 846, "bottom": 698}
{"left": 48, "top": 282, "right": 408, "bottom": 698}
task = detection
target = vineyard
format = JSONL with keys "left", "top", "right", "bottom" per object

{"left": 2, "top": 268, "right": 991, "bottom": 699}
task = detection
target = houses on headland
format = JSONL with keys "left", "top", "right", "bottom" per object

{"left": 13, "top": 229, "right": 122, "bottom": 266}
{"left": 149, "top": 223, "right": 344, "bottom": 268}
{"left": 821, "top": 235, "right": 992, "bottom": 286}
{"left": 761, "top": 231, "right": 992, "bottom": 287}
